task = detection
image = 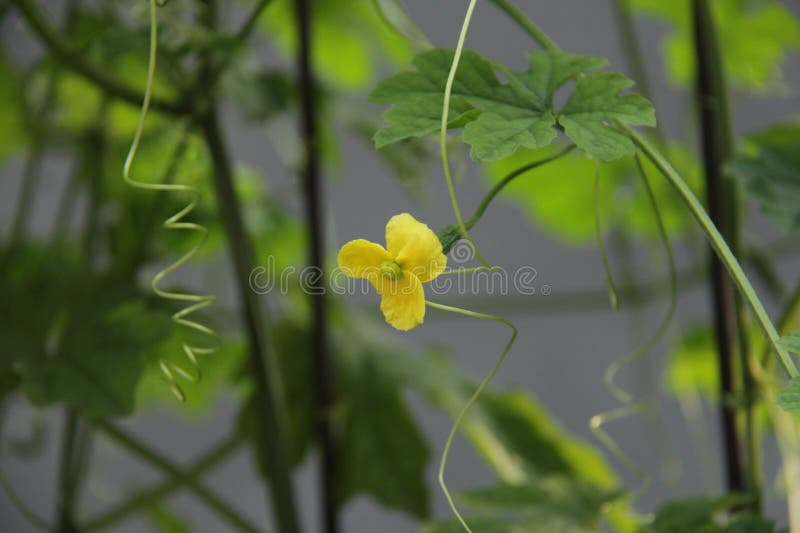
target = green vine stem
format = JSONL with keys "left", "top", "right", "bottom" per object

{"left": 488, "top": 0, "right": 558, "bottom": 52}
{"left": 627, "top": 127, "right": 798, "bottom": 378}
{"left": 437, "top": 145, "right": 575, "bottom": 253}
{"left": 96, "top": 422, "right": 259, "bottom": 533}
{"left": 426, "top": 300, "right": 518, "bottom": 533}
{"left": 589, "top": 153, "right": 678, "bottom": 498}
{"left": 594, "top": 163, "right": 621, "bottom": 310}
{"left": 82, "top": 434, "right": 243, "bottom": 532}
{"left": 440, "top": 0, "right": 491, "bottom": 266}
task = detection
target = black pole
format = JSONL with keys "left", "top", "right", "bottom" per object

{"left": 692, "top": 0, "right": 747, "bottom": 495}
{"left": 294, "top": 0, "right": 338, "bottom": 532}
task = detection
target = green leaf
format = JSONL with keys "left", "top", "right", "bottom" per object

{"left": 371, "top": 0, "right": 432, "bottom": 49}
{"left": 482, "top": 141, "right": 701, "bottom": 244}
{"left": 145, "top": 502, "right": 190, "bottom": 533}
{"left": 460, "top": 477, "right": 623, "bottom": 528}
{"left": 727, "top": 122, "right": 800, "bottom": 232}
{"left": 13, "top": 274, "right": 170, "bottom": 419}
{"left": 558, "top": 73, "right": 655, "bottom": 160}
{"left": 238, "top": 316, "right": 430, "bottom": 518}
{"left": 643, "top": 494, "right": 751, "bottom": 533}
{"left": 424, "top": 515, "right": 532, "bottom": 533}
{"left": 371, "top": 48, "right": 631, "bottom": 160}
{"left": 0, "top": 51, "right": 24, "bottom": 166}
{"left": 776, "top": 377, "right": 800, "bottom": 413}
{"left": 336, "top": 340, "right": 430, "bottom": 518}
{"left": 779, "top": 330, "right": 800, "bottom": 354}
{"left": 632, "top": 0, "right": 800, "bottom": 92}
{"left": 724, "top": 513, "right": 777, "bottom": 533}
{"left": 665, "top": 325, "right": 719, "bottom": 399}
{"left": 482, "top": 145, "right": 628, "bottom": 243}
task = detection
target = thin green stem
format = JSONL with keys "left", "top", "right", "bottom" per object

{"left": 426, "top": 300, "right": 518, "bottom": 533}
{"left": 488, "top": 0, "right": 558, "bottom": 51}
{"left": 469, "top": 145, "right": 575, "bottom": 228}
{"left": 438, "top": 145, "right": 575, "bottom": 253}
{"left": 96, "top": 422, "right": 260, "bottom": 533}
{"left": 82, "top": 434, "right": 243, "bottom": 532}
{"left": 440, "top": 0, "right": 489, "bottom": 266}
{"left": 10, "top": 0, "right": 187, "bottom": 115}
{"left": 589, "top": 153, "right": 678, "bottom": 498}
{"left": 627, "top": 126, "right": 798, "bottom": 378}
{"left": 594, "top": 162, "right": 620, "bottom": 310}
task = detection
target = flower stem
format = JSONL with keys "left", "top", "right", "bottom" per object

{"left": 426, "top": 301, "right": 517, "bottom": 533}
{"left": 441, "top": 0, "right": 490, "bottom": 266}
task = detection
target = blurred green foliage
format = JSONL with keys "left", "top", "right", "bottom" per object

{"left": 632, "top": 0, "right": 800, "bottom": 92}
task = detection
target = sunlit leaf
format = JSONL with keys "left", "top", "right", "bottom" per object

{"left": 665, "top": 325, "right": 718, "bottom": 399}
{"left": 145, "top": 502, "right": 191, "bottom": 533}
{"left": 632, "top": 0, "right": 800, "bottom": 92}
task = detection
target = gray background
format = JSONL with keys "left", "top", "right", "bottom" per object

{"left": 2, "top": 0, "right": 800, "bottom": 531}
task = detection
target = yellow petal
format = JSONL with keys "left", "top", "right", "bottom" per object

{"left": 337, "top": 239, "right": 391, "bottom": 279}
{"left": 385, "top": 213, "right": 447, "bottom": 283}
{"left": 378, "top": 271, "right": 425, "bottom": 331}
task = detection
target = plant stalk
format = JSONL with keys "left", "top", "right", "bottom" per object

{"left": 97, "top": 422, "right": 259, "bottom": 533}
{"left": 692, "top": 0, "right": 758, "bottom": 504}
{"left": 293, "top": 0, "right": 339, "bottom": 532}
{"left": 196, "top": 2, "right": 300, "bottom": 530}
{"left": 200, "top": 103, "right": 301, "bottom": 533}
{"left": 82, "top": 434, "right": 242, "bottom": 532}
{"left": 10, "top": 0, "right": 187, "bottom": 115}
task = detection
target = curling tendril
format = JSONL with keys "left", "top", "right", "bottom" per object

{"left": 123, "top": 0, "right": 217, "bottom": 402}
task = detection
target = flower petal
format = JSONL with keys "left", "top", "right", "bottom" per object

{"left": 385, "top": 213, "right": 447, "bottom": 282}
{"left": 378, "top": 271, "right": 425, "bottom": 331}
{"left": 337, "top": 239, "right": 391, "bottom": 280}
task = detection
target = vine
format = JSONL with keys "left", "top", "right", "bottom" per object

{"left": 122, "top": 0, "right": 218, "bottom": 402}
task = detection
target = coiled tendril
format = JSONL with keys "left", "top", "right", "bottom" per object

{"left": 589, "top": 153, "right": 678, "bottom": 498}
{"left": 123, "top": 0, "right": 217, "bottom": 402}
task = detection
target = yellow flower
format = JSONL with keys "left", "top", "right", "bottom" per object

{"left": 338, "top": 213, "right": 447, "bottom": 330}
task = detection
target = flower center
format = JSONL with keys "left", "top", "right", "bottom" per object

{"left": 380, "top": 260, "right": 402, "bottom": 280}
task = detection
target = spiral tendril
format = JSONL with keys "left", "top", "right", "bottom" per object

{"left": 123, "top": 0, "right": 217, "bottom": 402}
{"left": 589, "top": 153, "right": 678, "bottom": 498}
